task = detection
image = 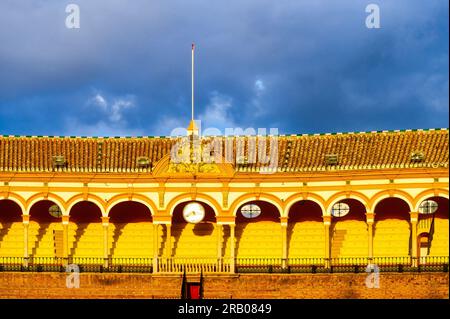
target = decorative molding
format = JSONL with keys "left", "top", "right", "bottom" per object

{"left": 167, "top": 162, "right": 221, "bottom": 174}
{"left": 153, "top": 154, "right": 235, "bottom": 178}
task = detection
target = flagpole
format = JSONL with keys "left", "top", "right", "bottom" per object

{"left": 191, "top": 43, "right": 195, "bottom": 121}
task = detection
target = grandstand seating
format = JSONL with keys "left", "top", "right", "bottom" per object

{"left": 0, "top": 222, "right": 23, "bottom": 257}
{"left": 0, "top": 222, "right": 65, "bottom": 258}
{"left": 373, "top": 219, "right": 410, "bottom": 257}
{"left": 67, "top": 222, "right": 103, "bottom": 258}
{"left": 331, "top": 221, "right": 368, "bottom": 258}
{"left": 171, "top": 223, "right": 217, "bottom": 258}
{"left": 0, "top": 217, "right": 447, "bottom": 261}
{"left": 29, "top": 222, "right": 62, "bottom": 257}
{"left": 429, "top": 218, "right": 449, "bottom": 256}
{"left": 235, "top": 222, "right": 282, "bottom": 258}
{"left": 288, "top": 221, "right": 325, "bottom": 258}
{"left": 109, "top": 222, "right": 155, "bottom": 258}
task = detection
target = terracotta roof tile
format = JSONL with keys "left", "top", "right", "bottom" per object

{"left": 0, "top": 129, "right": 448, "bottom": 173}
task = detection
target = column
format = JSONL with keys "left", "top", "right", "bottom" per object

{"left": 366, "top": 212, "right": 375, "bottom": 260}
{"left": 410, "top": 212, "right": 419, "bottom": 267}
{"left": 153, "top": 223, "right": 159, "bottom": 273}
{"left": 323, "top": 215, "right": 332, "bottom": 268}
{"left": 217, "top": 224, "right": 223, "bottom": 271}
{"left": 230, "top": 224, "right": 236, "bottom": 273}
{"left": 102, "top": 216, "right": 109, "bottom": 267}
{"left": 166, "top": 224, "right": 172, "bottom": 258}
{"left": 166, "top": 224, "right": 172, "bottom": 272}
{"left": 62, "top": 215, "right": 70, "bottom": 263}
{"left": 22, "top": 214, "right": 30, "bottom": 266}
{"left": 280, "top": 217, "right": 288, "bottom": 269}
{"left": 152, "top": 214, "right": 172, "bottom": 272}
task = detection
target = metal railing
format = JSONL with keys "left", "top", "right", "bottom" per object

{"left": 157, "top": 257, "right": 230, "bottom": 273}
{"left": 0, "top": 256, "right": 447, "bottom": 273}
{"left": 0, "top": 256, "right": 153, "bottom": 273}
{"left": 236, "top": 257, "right": 284, "bottom": 273}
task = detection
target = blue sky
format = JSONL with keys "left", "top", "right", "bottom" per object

{"left": 0, "top": 0, "right": 448, "bottom": 136}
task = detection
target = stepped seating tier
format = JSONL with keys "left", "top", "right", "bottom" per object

{"left": 170, "top": 223, "right": 218, "bottom": 258}
{"left": 235, "top": 222, "right": 282, "bottom": 258}
{"left": 1, "top": 217, "right": 448, "bottom": 260}
{"left": 429, "top": 219, "right": 449, "bottom": 256}
{"left": 109, "top": 222, "right": 155, "bottom": 258}
{"left": 0, "top": 222, "right": 24, "bottom": 257}
{"left": 288, "top": 222, "right": 325, "bottom": 258}
{"left": 332, "top": 221, "right": 368, "bottom": 258}
{"left": 373, "top": 219, "right": 410, "bottom": 257}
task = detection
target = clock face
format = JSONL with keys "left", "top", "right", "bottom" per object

{"left": 182, "top": 202, "right": 205, "bottom": 224}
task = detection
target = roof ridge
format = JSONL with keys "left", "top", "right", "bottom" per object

{"left": 0, "top": 128, "right": 448, "bottom": 139}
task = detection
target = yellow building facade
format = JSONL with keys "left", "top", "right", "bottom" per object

{"left": 0, "top": 128, "right": 448, "bottom": 273}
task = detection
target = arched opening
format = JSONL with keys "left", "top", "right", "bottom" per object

{"left": 0, "top": 200, "right": 23, "bottom": 257}
{"left": 287, "top": 200, "right": 324, "bottom": 259}
{"left": 420, "top": 196, "right": 448, "bottom": 257}
{"left": 235, "top": 200, "right": 281, "bottom": 259}
{"left": 68, "top": 201, "right": 102, "bottom": 258}
{"left": 108, "top": 201, "right": 153, "bottom": 259}
{"left": 374, "top": 198, "right": 411, "bottom": 258}
{"left": 330, "top": 199, "right": 367, "bottom": 258}
{"left": 29, "top": 200, "right": 63, "bottom": 258}
{"left": 170, "top": 201, "right": 216, "bottom": 258}
{"left": 418, "top": 232, "right": 430, "bottom": 262}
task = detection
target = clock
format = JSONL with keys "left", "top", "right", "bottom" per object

{"left": 182, "top": 202, "right": 205, "bottom": 224}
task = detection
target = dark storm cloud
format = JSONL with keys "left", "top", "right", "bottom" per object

{"left": 0, "top": 0, "right": 448, "bottom": 136}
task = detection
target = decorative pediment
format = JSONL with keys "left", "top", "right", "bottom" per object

{"left": 167, "top": 162, "right": 221, "bottom": 174}
{"left": 153, "top": 153, "right": 234, "bottom": 177}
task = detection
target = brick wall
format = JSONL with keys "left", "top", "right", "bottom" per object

{"left": 0, "top": 272, "right": 448, "bottom": 299}
{"left": 0, "top": 272, "right": 183, "bottom": 299}
{"left": 203, "top": 273, "right": 449, "bottom": 299}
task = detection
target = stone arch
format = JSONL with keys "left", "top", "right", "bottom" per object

{"left": 66, "top": 194, "right": 106, "bottom": 216}
{"left": 369, "top": 190, "right": 414, "bottom": 213}
{"left": 0, "top": 198, "right": 23, "bottom": 223}
{"left": 0, "top": 192, "right": 26, "bottom": 213}
{"left": 105, "top": 194, "right": 157, "bottom": 217}
{"left": 26, "top": 192, "right": 66, "bottom": 215}
{"left": 165, "top": 193, "right": 221, "bottom": 217}
{"left": 229, "top": 193, "right": 283, "bottom": 217}
{"left": 413, "top": 189, "right": 449, "bottom": 212}
{"left": 284, "top": 193, "right": 326, "bottom": 216}
{"left": 326, "top": 191, "right": 370, "bottom": 214}
{"left": 287, "top": 199, "right": 324, "bottom": 223}
{"left": 108, "top": 201, "right": 153, "bottom": 223}
{"left": 68, "top": 201, "right": 103, "bottom": 223}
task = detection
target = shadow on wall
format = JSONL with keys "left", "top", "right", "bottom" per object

{"left": 29, "top": 200, "right": 62, "bottom": 258}
{"left": 68, "top": 201, "right": 102, "bottom": 257}
{"left": 170, "top": 202, "right": 216, "bottom": 257}
{"left": 373, "top": 198, "right": 411, "bottom": 238}
{"left": 235, "top": 201, "right": 280, "bottom": 256}
{"left": 287, "top": 200, "right": 323, "bottom": 257}
{"left": 108, "top": 201, "right": 153, "bottom": 258}
{"left": 0, "top": 200, "right": 22, "bottom": 248}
